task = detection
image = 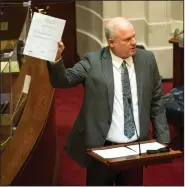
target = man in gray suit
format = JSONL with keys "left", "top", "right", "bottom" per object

{"left": 47, "top": 17, "right": 170, "bottom": 185}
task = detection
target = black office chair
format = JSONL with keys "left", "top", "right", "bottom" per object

{"left": 163, "top": 86, "right": 184, "bottom": 150}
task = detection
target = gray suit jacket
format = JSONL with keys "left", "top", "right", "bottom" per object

{"left": 47, "top": 47, "right": 170, "bottom": 167}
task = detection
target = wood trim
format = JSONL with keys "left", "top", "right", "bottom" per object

{"left": 0, "top": 57, "right": 54, "bottom": 185}
{"left": 162, "top": 79, "right": 173, "bottom": 83}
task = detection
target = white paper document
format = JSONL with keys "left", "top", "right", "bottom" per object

{"left": 127, "top": 142, "right": 165, "bottom": 154}
{"left": 93, "top": 147, "right": 138, "bottom": 159}
{"left": 23, "top": 12, "right": 66, "bottom": 62}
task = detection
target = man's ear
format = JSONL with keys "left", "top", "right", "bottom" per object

{"left": 108, "top": 38, "right": 114, "bottom": 48}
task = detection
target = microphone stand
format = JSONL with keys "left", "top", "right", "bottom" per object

{"left": 128, "top": 98, "right": 142, "bottom": 156}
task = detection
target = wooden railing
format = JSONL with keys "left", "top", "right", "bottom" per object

{"left": 0, "top": 56, "right": 58, "bottom": 185}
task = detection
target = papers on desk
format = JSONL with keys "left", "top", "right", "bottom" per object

{"left": 93, "top": 147, "right": 138, "bottom": 159}
{"left": 23, "top": 12, "right": 66, "bottom": 62}
{"left": 127, "top": 142, "right": 165, "bottom": 154}
{"left": 92, "top": 142, "right": 165, "bottom": 159}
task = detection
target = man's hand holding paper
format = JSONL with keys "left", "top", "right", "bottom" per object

{"left": 23, "top": 12, "right": 66, "bottom": 62}
{"left": 55, "top": 41, "right": 65, "bottom": 62}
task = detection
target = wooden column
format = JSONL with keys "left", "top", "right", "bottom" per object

{"left": 169, "top": 37, "right": 184, "bottom": 87}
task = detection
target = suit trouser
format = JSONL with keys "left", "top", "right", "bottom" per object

{"left": 86, "top": 140, "right": 143, "bottom": 186}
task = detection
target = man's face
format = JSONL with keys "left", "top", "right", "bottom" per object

{"left": 108, "top": 24, "right": 136, "bottom": 59}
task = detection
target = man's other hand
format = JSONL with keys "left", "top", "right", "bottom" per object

{"left": 55, "top": 41, "right": 65, "bottom": 61}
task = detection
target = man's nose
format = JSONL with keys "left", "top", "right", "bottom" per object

{"left": 131, "top": 37, "right": 136, "bottom": 45}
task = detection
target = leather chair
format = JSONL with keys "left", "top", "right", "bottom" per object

{"left": 163, "top": 86, "right": 184, "bottom": 150}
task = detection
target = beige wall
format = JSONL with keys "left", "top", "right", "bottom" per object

{"left": 76, "top": 1, "right": 103, "bottom": 56}
{"left": 76, "top": 1, "right": 183, "bottom": 79}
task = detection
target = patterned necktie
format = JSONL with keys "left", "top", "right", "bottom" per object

{"left": 121, "top": 60, "right": 135, "bottom": 139}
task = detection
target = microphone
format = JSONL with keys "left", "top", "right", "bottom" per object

{"left": 128, "top": 98, "right": 142, "bottom": 156}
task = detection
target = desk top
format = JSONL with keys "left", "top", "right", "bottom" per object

{"left": 87, "top": 140, "right": 182, "bottom": 171}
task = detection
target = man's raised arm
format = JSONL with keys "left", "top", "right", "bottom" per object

{"left": 47, "top": 41, "right": 91, "bottom": 88}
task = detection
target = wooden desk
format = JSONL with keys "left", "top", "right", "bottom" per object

{"left": 87, "top": 140, "right": 182, "bottom": 172}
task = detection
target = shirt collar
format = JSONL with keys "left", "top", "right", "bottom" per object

{"left": 109, "top": 49, "right": 133, "bottom": 69}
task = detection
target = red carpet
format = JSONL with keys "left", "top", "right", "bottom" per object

{"left": 55, "top": 83, "right": 184, "bottom": 186}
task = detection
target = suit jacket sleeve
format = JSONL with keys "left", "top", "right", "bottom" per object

{"left": 150, "top": 53, "right": 170, "bottom": 143}
{"left": 47, "top": 55, "right": 91, "bottom": 88}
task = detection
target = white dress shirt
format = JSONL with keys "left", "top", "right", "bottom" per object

{"left": 106, "top": 50, "right": 140, "bottom": 143}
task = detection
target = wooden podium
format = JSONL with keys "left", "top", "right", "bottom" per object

{"left": 0, "top": 56, "right": 58, "bottom": 185}
{"left": 0, "top": 2, "right": 77, "bottom": 185}
{"left": 87, "top": 140, "right": 182, "bottom": 172}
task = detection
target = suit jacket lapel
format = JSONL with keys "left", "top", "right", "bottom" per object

{"left": 132, "top": 49, "right": 144, "bottom": 115}
{"left": 101, "top": 47, "right": 114, "bottom": 116}
{"left": 101, "top": 47, "right": 144, "bottom": 117}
